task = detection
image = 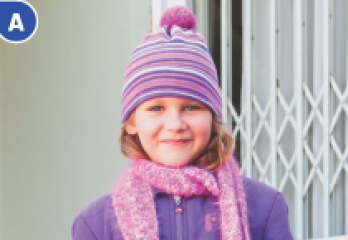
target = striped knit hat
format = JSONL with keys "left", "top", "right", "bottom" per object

{"left": 121, "top": 5, "right": 222, "bottom": 123}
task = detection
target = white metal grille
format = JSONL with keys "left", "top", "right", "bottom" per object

{"left": 221, "top": 0, "right": 348, "bottom": 239}
{"left": 152, "top": 0, "right": 348, "bottom": 239}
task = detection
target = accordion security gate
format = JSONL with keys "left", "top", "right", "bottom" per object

{"left": 152, "top": 0, "right": 348, "bottom": 239}
{"left": 221, "top": 0, "right": 348, "bottom": 239}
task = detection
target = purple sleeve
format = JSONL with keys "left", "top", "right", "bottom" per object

{"left": 71, "top": 214, "right": 97, "bottom": 240}
{"left": 263, "top": 192, "right": 293, "bottom": 240}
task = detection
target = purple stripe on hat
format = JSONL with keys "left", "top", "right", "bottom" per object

{"left": 122, "top": 75, "right": 221, "bottom": 104}
{"left": 123, "top": 67, "right": 221, "bottom": 95}
{"left": 121, "top": 91, "right": 221, "bottom": 123}
{"left": 127, "top": 47, "right": 214, "bottom": 73}
{"left": 125, "top": 54, "right": 217, "bottom": 81}
{"left": 129, "top": 42, "right": 212, "bottom": 65}
{"left": 122, "top": 74, "right": 221, "bottom": 107}
{"left": 123, "top": 85, "right": 220, "bottom": 108}
{"left": 122, "top": 76, "right": 222, "bottom": 112}
{"left": 125, "top": 60, "right": 217, "bottom": 85}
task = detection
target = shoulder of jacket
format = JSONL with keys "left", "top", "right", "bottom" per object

{"left": 72, "top": 194, "right": 122, "bottom": 239}
{"left": 78, "top": 194, "right": 114, "bottom": 221}
{"left": 242, "top": 176, "right": 288, "bottom": 230}
{"left": 242, "top": 175, "right": 279, "bottom": 200}
{"left": 242, "top": 176, "right": 282, "bottom": 216}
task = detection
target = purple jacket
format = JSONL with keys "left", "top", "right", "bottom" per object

{"left": 72, "top": 177, "right": 293, "bottom": 240}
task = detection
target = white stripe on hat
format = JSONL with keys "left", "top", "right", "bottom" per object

{"left": 122, "top": 66, "right": 222, "bottom": 98}
{"left": 128, "top": 41, "right": 212, "bottom": 64}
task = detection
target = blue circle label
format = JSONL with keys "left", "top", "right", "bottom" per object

{"left": 0, "top": 1, "right": 38, "bottom": 44}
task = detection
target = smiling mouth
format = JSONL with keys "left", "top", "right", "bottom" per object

{"left": 161, "top": 139, "right": 192, "bottom": 146}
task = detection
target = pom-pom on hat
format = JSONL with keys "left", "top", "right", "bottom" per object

{"left": 159, "top": 5, "right": 196, "bottom": 30}
{"left": 121, "top": 5, "right": 222, "bottom": 123}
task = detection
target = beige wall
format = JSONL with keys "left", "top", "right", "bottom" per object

{"left": 0, "top": 1, "right": 151, "bottom": 239}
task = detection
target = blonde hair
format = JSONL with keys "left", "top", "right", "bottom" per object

{"left": 119, "top": 113, "right": 235, "bottom": 172}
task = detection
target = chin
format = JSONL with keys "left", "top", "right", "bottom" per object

{"left": 156, "top": 158, "right": 192, "bottom": 168}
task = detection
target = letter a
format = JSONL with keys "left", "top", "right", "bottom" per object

{"left": 8, "top": 13, "right": 25, "bottom": 32}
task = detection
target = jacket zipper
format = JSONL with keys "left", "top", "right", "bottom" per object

{"left": 174, "top": 195, "right": 184, "bottom": 240}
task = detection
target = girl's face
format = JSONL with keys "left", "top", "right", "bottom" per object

{"left": 126, "top": 97, "right": 213, "bottom": 167}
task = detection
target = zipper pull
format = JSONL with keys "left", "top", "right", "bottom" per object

{"left": 174, "top": 195, "right": 183, "bottom": 213}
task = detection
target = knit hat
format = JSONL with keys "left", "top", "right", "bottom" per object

{"left": 121, "top": 5, "right": 222, "bottom": 123}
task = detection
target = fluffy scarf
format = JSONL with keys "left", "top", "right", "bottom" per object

{"left": 111, "top": 155, "right": 250, "bottom": 240}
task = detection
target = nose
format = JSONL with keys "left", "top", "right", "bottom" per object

{"left": 165, "top": 109, "right": 187, "bottom": 131}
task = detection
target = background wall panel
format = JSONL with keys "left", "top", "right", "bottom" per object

{"left": 0, "top": 1, "right": 151, "bottom": 239}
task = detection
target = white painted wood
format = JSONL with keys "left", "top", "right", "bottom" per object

{"left": 242, "top": 0, "right": 252, "bottom": 178}
{"left": 221, "top": 0, "right": 232, "bottom": 122}
{"left": 294, "top": 0, "right": 304, "bottom": 239}
{"left": 269, "top": 0, "right": 277, "bottom": 189}
{"left": 346, "top": 2, "right": 348, "bottom": 234}
{"left": 322, "top": 0, "right": 330, "bottom": 236}
{"left": 195, "top": 0, "right": 209, "bottom": 39}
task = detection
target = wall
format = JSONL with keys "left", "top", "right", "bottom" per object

{"left": 0, "top": 1, "right": 151, "bottom": 239}
{"left": 0, "top": 40, "right": 3, "bottom": 240}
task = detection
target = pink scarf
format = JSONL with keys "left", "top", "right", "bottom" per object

{"left": 111, "top": 155, "right": 250, "bottom": 240}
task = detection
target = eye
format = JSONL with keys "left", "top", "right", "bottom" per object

{"left": 184, "top": 105, "right": 199, "bottom": 111}
{"left": 149, "top": 106, "right": 164, "bottom": 111}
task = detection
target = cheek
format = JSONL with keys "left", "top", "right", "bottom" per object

{"left": 191, "top": 116, "right": 212, "bottom": 142}
{"left": 200, "top": 123, "right": 213, "bottom": 143}
{"left": 136, "top": 117, "right": 161, "bottom": 141}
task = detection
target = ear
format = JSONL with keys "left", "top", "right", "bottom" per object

{"left": 125, "top": 122, "right": 137, "bottom": 135}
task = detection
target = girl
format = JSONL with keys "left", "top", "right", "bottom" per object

{"left": 72, "top": 5, "right": 293, "bottom": 240}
